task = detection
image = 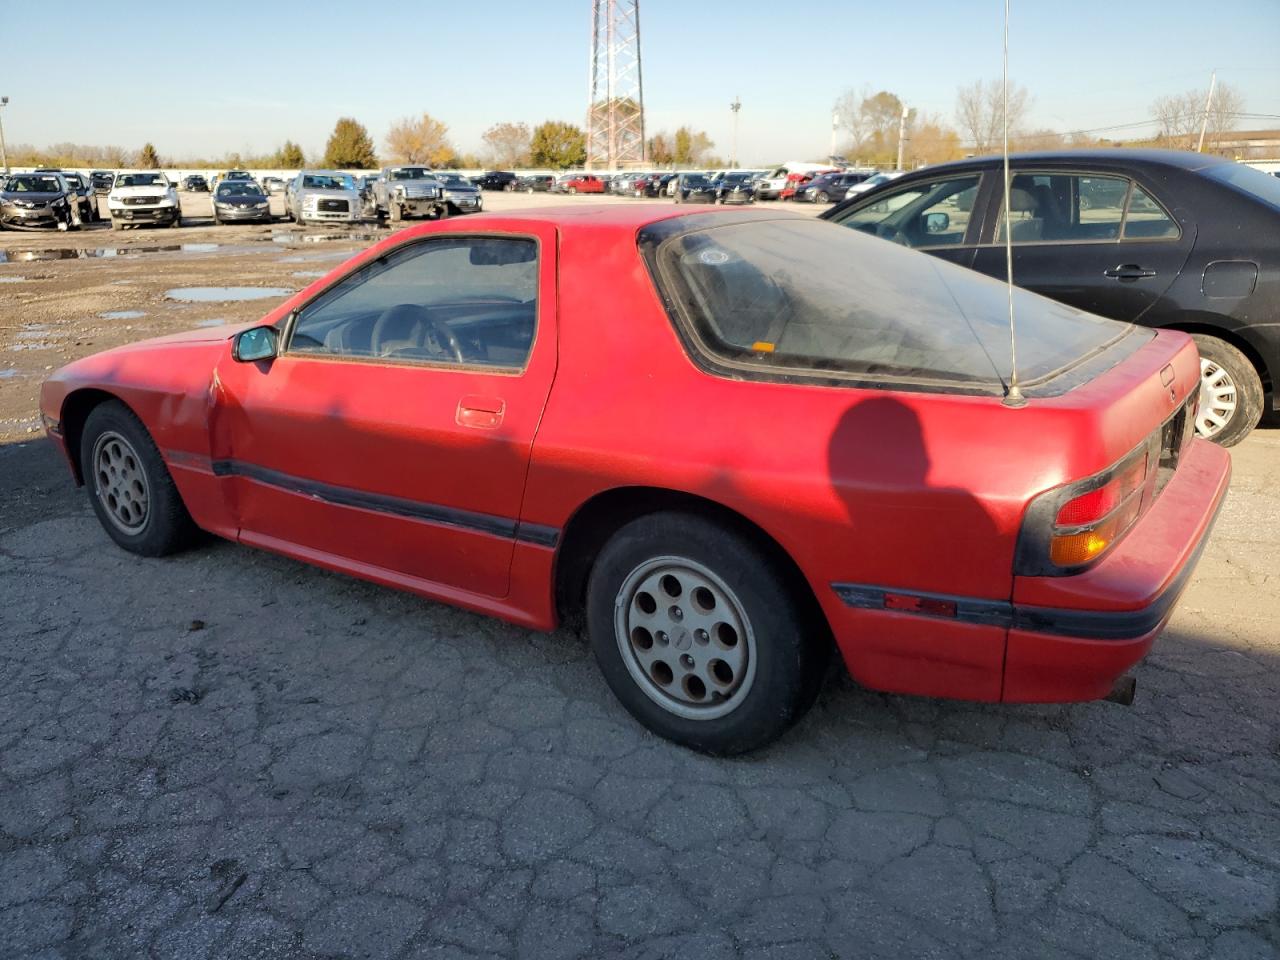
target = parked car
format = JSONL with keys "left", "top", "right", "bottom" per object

{"left": 434, "top": 172, "right": 484, "bottom": 214}
{"left": 371, "top": 166, "right": 448, "bottom": 222}
{"left": 475, "top": 171, "right": 519, "bottom": 191}
{"left": 211, "top": 180, "right": 272, "bottom": 224}
{"left": 842, "top": 170, "right": 904, "bottom": 199}
{"left": 211, "top": 170, "right": 254, "bottom": 193}
{"left": 713, "top": 171, "right": 756, "bottom": 204}
{"left": 673, "top": 173, "right": 718, "bottom": 203}
{"left": 261, "top": 176, "right": 284, "bottom": 195}
{"left": 780, "top": 170, "right": 836, "bottom": 201}
{"left": 0, "top": 173, "right": 83, "bottom": 230}
{"left": 800, "top": 172, "right": 873, "bottom": 203}
{"left": 557, "top": 174, "right": 606, "bottom": 195}
{"left": 755, "top": 163, "right": 834, "bottom": 200}
{"left": 60, "top": 172, "right": 100, "bottom": 221}
{"left": 107, "top": 172, "right": 181, "bottom": 229}
{"left": 90, "top": 171, "right": 115, "bottom": 194}
{"left": 182, "top": 175, "right": 210, "bottom": 192}
{"left": 824, "top": 149, "right": 1280, "bottom": 445}
{"left": 515, "top": 174, "right": 555, "bottom": 193}
{"left": 287, "top": 171, "right": 363, "bottom": 225}
{"left": 40, "top": 206, "right": 1229, "bottom": 753}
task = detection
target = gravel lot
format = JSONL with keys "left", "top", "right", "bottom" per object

{"left": 1, "top": 191, "right": 1278, "bottom": 959}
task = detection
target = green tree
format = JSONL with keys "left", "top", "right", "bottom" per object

{"left": 278, "top": 140, "right": 306, "bottom": 168}
{"left": 647, "top": 131, "right": 674, "bottom": 166}
{"left": 672, "top": 127, "right": 714, "bottom": 166}
{"left": 138, "top": 142, "right": 161, "bottom": 169}
{"left": 529, "top": 121, "right": 587, "bottom": 169}
{"left": 323, "top": 117, "right": 378, "bottom": 169}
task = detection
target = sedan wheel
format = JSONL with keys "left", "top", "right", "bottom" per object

{"left": 587, "top": 512, "right": 828, "bottom": 754}
{"left": 92, "top": 430, "right": 151, "bottom": 536}
{"left": 615, "top": 557, "right": 756, "bottom": 720}
{"left": 80, "top": 400, "right": 198, "bottom": 556}
{"left": 1191, "top": 334, "right": 1263, "bottom": 447}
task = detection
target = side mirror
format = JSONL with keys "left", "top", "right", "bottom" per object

{"left": 924, "top": 211, "right": 951, "bottom": 234}
{"left": 233, "top": 325, "right": 278, "bottom": 362}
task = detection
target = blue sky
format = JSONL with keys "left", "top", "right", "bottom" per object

{"left": 4, "top": 0, "right": 1277, "bottom": 164}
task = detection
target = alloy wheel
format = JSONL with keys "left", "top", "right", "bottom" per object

{"left": 92, "top": 430, "right": 150, "bottom": 534}
{"left": 613, "top": 556, "right": 757, "bottom": 720}
{"left": 1196, "top": 356, "right": 1238, "bottom": 439}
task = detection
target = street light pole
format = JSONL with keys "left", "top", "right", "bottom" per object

{"left": 730, "top": 97, "right": 741, "bottom": 168}
{"left": 896, "top": 105, "right": 910, "bottom": 171}
{"left": 0, "top": 97, "right": 9, "bottom": 174}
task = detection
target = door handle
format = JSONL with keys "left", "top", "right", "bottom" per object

{"left": 1104, "top": 264, "right": 1157, "bottom": 281}
{"left": 456, "top": 395, "right": 505, "bottom": 430}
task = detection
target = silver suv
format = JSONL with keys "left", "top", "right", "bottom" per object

{"left": 372, "top": 166, "right": 448, "bottom": 222}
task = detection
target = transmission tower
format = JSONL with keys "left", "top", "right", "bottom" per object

{"left": 587, "top": 0, "right": 645, "bottom": 169}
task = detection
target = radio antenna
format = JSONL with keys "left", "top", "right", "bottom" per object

{"left": 1000, "top": 0, "right": 1027, "bottom": 408}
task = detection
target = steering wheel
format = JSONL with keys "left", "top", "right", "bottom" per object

{"left": 369, "top": 304, "right": 466, "bottom": 363}
{"left": 874, "top": 222, "right": 907, "bottom": 245}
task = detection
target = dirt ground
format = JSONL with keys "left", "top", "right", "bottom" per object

{"left": 2, "top": 190, "right": 1278, "bottom": 958}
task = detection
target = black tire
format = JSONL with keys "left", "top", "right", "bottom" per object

{"left": 170, "top": 212, "right": 181, "bottom": 228}
{"left": 567, "top": 186, "right": 577, "bottom": 195}
{"left": 586, "top": 512, "right": 828, "bottom": 754}
{"left": 1191, "top": 334, "right": 1264, "bottom": 447}
{"left": 80, "top": 400, "right": 199, "bottom": 557}
{"left": 816, "top": 191, "right": 829, "bottom": 203}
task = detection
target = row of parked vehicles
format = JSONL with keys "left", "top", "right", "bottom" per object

{"left": 0, "top": 166, "right": 492, "bottom": 231}
{"left": 464, "top": 165, "right": 906, "bottom": 205}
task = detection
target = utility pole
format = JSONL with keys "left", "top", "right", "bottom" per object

{"left": 895, "top": 104, "right": 910, "bottom": 170}
{"left": 730, "top": 96, "right": 741, "bottom": 168}
{"left": 0, "top": 97, "right": 9, "bottom": 174}
{"left": 1196, "top": 70, "right": 1217, "bottom": 153}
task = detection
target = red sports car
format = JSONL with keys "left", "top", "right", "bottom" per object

{"left": 40, "top": 206, "right": 1230, "bottom": 754}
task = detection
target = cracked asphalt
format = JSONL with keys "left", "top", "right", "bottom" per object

{"left": 2, "top": 430, "right": 1278, "bottom": 960}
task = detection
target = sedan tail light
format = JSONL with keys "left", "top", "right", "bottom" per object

{"left": 1016, "top": 445, "right": 1151, "bottom": 575}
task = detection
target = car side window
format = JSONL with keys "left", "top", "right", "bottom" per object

{"left": 287, "top": 237, "right": 538, "bottom": 369}
{"left": 1122, "top": 185, "right": 1179, "bottom": 240}
{"left": 832, "top": 175, "right": 980, "bottom": 248}
{"left": 997, "top": 172, "right": 1131, "bottom": 244}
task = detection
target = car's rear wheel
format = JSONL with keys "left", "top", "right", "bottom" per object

{"left": 1192, "top": 334, "right": 1263, "bottom": 447}
{"left": 586, "top": 512, "right": 827, "bottom": 754}
{"left": 80, "top": 401, "right": 199, "bottom": 556}
{"left": 816, "top": 191, "right": 829, "bottom": 203}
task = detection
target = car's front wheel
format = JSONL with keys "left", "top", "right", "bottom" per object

{"left": 80, "top": 401, "right": 199, "bottom": 556}
{"left": 1192, "top": 334, "right": 1263, "bottom": 447}
{"left": 587, "top": 512, "right": 828, "bottom": 754}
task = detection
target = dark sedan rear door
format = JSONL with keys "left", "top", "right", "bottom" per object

{"left": 969, "top": 168, "right": 1195, "bottom": 321}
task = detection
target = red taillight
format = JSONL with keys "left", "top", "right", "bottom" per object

{"left": 1054, "top": 454, "right": 1147, "bottom": 526}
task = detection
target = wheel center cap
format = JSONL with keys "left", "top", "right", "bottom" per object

{"left": 674, "top": 628, "right": 692, "bottom": 651}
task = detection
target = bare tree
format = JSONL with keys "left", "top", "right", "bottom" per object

{"left": 955, "top": 79, "right": 1031, "bottom": 154}
{"left": 480, "top": 122, "right": 531, "bottom": 168}
{"left": 834, "top": 85, "right": 872, "bottom": 156}
{"left": 1153, "top": 82, "right": 1242, "bottom": 151}
{"left": 384, "top": 114, "right": 454, "bottom": 167}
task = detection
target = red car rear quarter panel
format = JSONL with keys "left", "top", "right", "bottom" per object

{"left": 522, "top": 215, "right": 1132, "bottom": 699}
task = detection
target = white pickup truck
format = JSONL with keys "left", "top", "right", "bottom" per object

{"left": 107, "top": 172, "right": 181, "bottom": 229}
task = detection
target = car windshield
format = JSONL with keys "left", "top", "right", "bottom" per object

{"left": 227, "top": 172, "right": 251, "bottom": 180}
{"left": 302, "top": 175, "right": 352, "bottom": 190}
{"left": 390, "top": 168, "right": 432, "bottom": 180}
{"left": 684, "top": 175, "right": 709, "bottom": 186}
{"left": 7, "top": 176, "right": 63, "bottom": 193}
{"left": 1204, "top": 161, "right": 1280, "bottom": 211}
{"left": 723, "top": 173, "right": 752, "bottom": 183}
{"left": 439, "top": 174, "right": 469, "bottom": 185}
{"left": 116, "top": 173, "right": 165, "bottom": 187}
{"left": 650, "top": 218, "right": 1133, "bottom": 391}
{"left": 217, "top": 183, "right": 264, "bottom": 198}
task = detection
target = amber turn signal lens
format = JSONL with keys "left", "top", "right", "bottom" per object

{"left": 1050, "top": 497, "right": 1141, "bottom": 566}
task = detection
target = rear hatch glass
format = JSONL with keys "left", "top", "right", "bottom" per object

{"left": 647, "top": 218, "right": 1147, "bottom": 394}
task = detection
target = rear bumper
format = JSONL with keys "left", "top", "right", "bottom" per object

{"left": 827, "top": 437, "right": 1230, "bottom": 703}
{"left": 1002, "top": 436, "right": 1230, "bottom": 701}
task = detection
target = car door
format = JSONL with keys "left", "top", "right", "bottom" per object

{"left": 826, "top": 172, "right": 990, "bottom": 270}
{"left": 211, "top": 226, "right": 557, "bottom": 599}
{"left": 969, "top": 169, "right": 1194, "bottom": 321}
